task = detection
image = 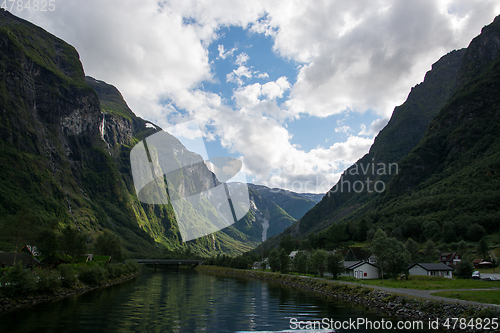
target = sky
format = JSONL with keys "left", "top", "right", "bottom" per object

{"left": 15, "top": 0, "right": 500, "bottom": 193}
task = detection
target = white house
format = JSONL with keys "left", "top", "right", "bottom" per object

{"left": 407, "top": 263, "right": 454, "bottom": 279}
{"left": 346, "top": 261, "right": 379, "bottom": 279}
{"left": 289, "top": 250, "right": 299, "bottom": 260}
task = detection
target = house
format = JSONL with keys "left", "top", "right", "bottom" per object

{"left": 344, "top": 247, "right": 371, "bottom": 262}
{"left": 345, "top": 261, "right": 379, "bottom": 279}
{"left": 289, "top": 250, "right": 299, "bottom": 260}
{"left": 407, "top": 263, "right": 454, "bottom": 279}
{"left": 19, "top": 244, "right": 40, "bottom": 257}
{"left": 438, "top": 252, "right": 460, "bottom": 267}
{"left": 0, "top": 252, "right": 39, "bottom": 268}
{"left": 473, "top": 259, "right": 493, "bottom": 269}
{"left": 252, "top": 262, "right": 262, "bottom": 269}
{"left": 473, "top": 259, "right": 483, "bottom": 268}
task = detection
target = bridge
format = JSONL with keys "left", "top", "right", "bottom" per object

{"left": 131, "top": 259, "right": 204, "bottom": 269}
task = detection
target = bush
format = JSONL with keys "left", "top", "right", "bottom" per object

{"left": 1, "top": 261, "right": 37, "bottom": 296}
{"left": 78, "top": 264, "right": 107, "bottom": 285}
{"left": 123, "top": 261, "right": 140, "bottom": 274}
{"left": 106, "top": 263, "right": 125, "bottom": 279}
{"left": 35, "top": 268, "right": 61, "bottom": 294}
{"left": 57, "top": 264, "right": 78, "bottom": 287}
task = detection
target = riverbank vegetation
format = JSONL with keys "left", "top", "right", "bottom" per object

{"left": 432, "top": 290, "right": 500, "bottom": 305}
{"left": 0, "top": 260, "right": 140, "bottom": 298}
{"left": 341, "top": 275, "right": 499, "bottom": 291}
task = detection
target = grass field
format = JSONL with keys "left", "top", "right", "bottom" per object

{"left": 431, "top": 290, "right": 500, "bottom": 305}
{"left": 337, "top": 275, "right": 500, "bottom": 290}
{"left": 477, "top": 267, "right": 500, "bottom": 274}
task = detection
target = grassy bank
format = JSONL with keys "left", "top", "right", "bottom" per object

{"left": 431, "top": 290, "right": 500, "bottom": 305}
{"left": 340, "top": 275, "right": 499, "bottom": 290}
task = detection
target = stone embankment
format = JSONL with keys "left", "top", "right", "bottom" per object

{"left": 196, "top": 266, "right": 500, "bottom": 332}
{"left": 0, "top": 272, "right": 139, "bottom": 313}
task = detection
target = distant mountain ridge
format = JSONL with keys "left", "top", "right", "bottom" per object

{"left": 248, "top": 184, "right": 323, "bottom": 220}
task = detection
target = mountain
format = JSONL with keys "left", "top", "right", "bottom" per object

{"left": 0, "top": 10, "right": 271, "bottom": 257}
{"left": 248, "top": 184, "right": 323, "bottom": 220}
{"left": 280, "top": 15, "right": 500, "bottom": 248}
{"left": 292, "top": 47, "right": 465, "bottom": 237}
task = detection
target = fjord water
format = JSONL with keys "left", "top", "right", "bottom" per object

{"left": 0, "top": 268, "right": 417, "bottom": 332}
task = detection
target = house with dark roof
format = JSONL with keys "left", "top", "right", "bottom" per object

{"left": 438, "top": 252, "right": 460, "bottom": 267}
{"left": 0, "top": 252, "right": 39, "bottom": 268}
{"left": 473, "top": 259, "right": 493, "bottom": 269}
{"left": 407, "top": 263, "right": 454, "bottom": 279}
{"left": 19, "top": 244, "right": 40, "bottom": 257}
{"left": 344, "top": 247, "right": 371, "bottom": 261}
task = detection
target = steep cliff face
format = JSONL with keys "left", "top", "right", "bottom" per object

{"left": 288, "top": 15, "right": 500, "bottom": 247}
{"left": 0, "top": 9, "right": 159, "bottom": 256}
{"left": 0, "top": 10, "right": 261, "bottom": 256}
{"left": 293, "top": 47, "right": 465, "bottom": 236}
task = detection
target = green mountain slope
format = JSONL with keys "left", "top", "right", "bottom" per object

{"left": 305, "top": 15, "right": 500, "bottom": 247}
{"left": 0, "top": 10, "right": 260, "bottom": 257}
{"left": 293, "top": 47, "right": 465, "bottom": 237}
{"left": 248, "top": 184, "right": 323, "bottom": 220}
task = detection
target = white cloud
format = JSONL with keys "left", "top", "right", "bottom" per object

{"left": 235, "top": 52, "right": 250, "bottom": 65}
{"left": 227, "top": 66, "right": 253, "bottom": 85}
{"left": 218, "top": 44, "right": 237, "bottom": 59}
{"left": 16, "top": 0, "right": 500, "bottom": 193}
{"left": 335, "top": 126, "right": 352, "bottom": 134}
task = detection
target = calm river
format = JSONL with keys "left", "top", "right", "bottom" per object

{"left": 0, "top": 267, "right": 427, "bottom": 332}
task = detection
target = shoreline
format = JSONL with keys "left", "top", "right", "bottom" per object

{"left": 196, "top": 266, "right": 499, "bottom": 332}
{"left": 0, "top": 272, "right": 140, "bottom": 314}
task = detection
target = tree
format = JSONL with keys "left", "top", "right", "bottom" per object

{"left": 423, "top": 221, "right": 440, "bottom": 241}
{"left": 60, "top": 226, "right": 87, "bottom": 258}
{"left": 278, "top": 248, "right": 290, "bottom": 273}
{"left": 326, "top": 252, "right": 344, "bottom": 279}
{"left": 268, "top": 249, "right": 280, "bottom": 272}
{"left": 293, "top": 251, "right": 308, "bottom": 275}
{"left": 455, "top": 256, "right": 474, "bottom": 279}
{"left": 405, "top": 238, "right": 420, "bottom": 263}
{"left": 0, "top": 212, "right": 41, "bottom": 252}
{"left": 354, "top": 219, "right": 368, "bottom": 242}
{"left": 366, "top": 228, "right": 376, "bottom": 242}
{"left": 280, "top": 235, "right": 295, "bottom": 254}
{"left": 383, "top": 240, "right": 410, "bottom": 279}
{"left": 310, "top": 249, "right": 328, "bottom": 277}
{"left": 390, "top": 227, "right": 403, "bottom": 241}
{"left": 371, "top": 231, "right": 410, "bottom": 279}
{"left": 467, "top": 223, "right": 486, "bottom": 242}
{"left": 423, "top": 240, "right": 437, "bottom": 262}
{"left": 36, "top": 228, "right": 59, "bottom": 264}
{"left": 477, "top": 238, "right": 490, "bottom": 260}
{"left": 457, "top": 240, "right": 467, "bottom": 257}
{"left": 94, "top": 231, "right": 123, "bottom": 262}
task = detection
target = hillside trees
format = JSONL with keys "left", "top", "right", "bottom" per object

{"left": 370, "top": 229, "right": 410, "bottom": 279}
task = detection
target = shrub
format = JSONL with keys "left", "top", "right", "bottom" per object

{"left": 57, "top": 264, "right": 78, "bottom": 287}
{"left": 35, "top": 268, "right": 61, "bottom": 294}
{"left": 123, "top": 261, "right": 140, "bottom": 274}
{"left": 1, "top": 261, "right": 37, "bottom": 296}
{"left": 106, "top": 263, "right": 127, "bottom": 279}
{"left": 78, "top": 264, "right": 107, "bottom": 286}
